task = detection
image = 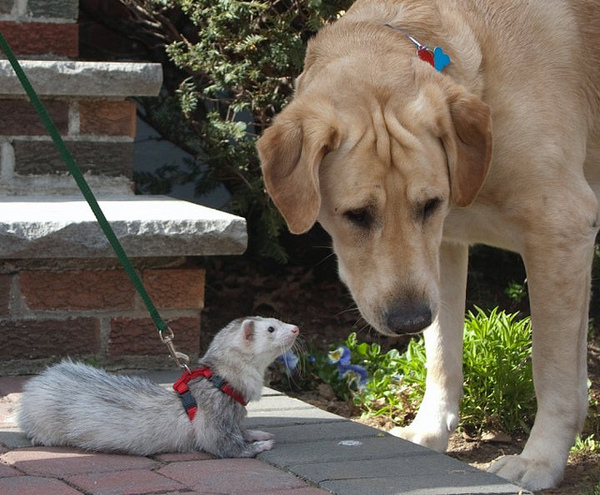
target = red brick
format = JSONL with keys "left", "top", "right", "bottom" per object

{"left": 263, "top": 489, "right": 332, "bottom": 495}
{"left": 158, "top": 459, "right": 307, "bottom": 493}
{"left": 108, "top": 317, "right": 200, "bottom": 356}
{"left": 0, "top": 318, "right": 100, "bottom": 360}
{"left": 20, "top": 270, "right": 135, "bottom": 311}
{"left": 79, "top": 100, "right": 137, "bottom": 137}
{"left": 0, "top": 274, "right": 13, "bottom": 317}
{"left": 142, "top": 268, "right": 205, "bottom": 309}
{"left": 0, "top": 447, "right": 158, "bottom": 477}
{"left": 153, "top": 452, "right": 215, "bottom": 462}
{"left": 0, "top": 476, "right": 81, "bottom": 495}
{"left": 0, "top": 463, "right": 21, "bottom": 478}
{"left": 0, "top": 376, "right": 30, "bottom": 397}
{"left": 0, "top": 100, "right": 69, "bottom": 135}
{"left": 68, "top": 469, "right": 188, "bottom": 494}
{"left": 0, "top": 22, "right": 78, "bottom": 57}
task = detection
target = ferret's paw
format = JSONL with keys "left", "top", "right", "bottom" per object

{"left": 29, "top": 437, "right": 43, "bottom": 446}
{"left": 244, "top": 429, "right": 275, "bottom": 442}
{"left": 252, "top": 439, "right": 274, "bottom": 454}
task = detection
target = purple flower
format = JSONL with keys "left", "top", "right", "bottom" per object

{"left": 328, "top": 346, "right": 369, "bottom": 387}
{"left": 328, "top": 346, "right": 351, "bottom": 366}
{"left": 276, "top": 350, "right": 299, "bottom": 375}
{"left": 339, "top": 363, "right": 369, "bottom": 386}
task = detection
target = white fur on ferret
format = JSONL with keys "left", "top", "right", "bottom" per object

{"left": 18, "top": 317, "right": 299, "bottom": 457}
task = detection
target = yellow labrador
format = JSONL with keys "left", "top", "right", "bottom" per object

{"left": 258, "top": 0, "right": 600, "bottom": 490}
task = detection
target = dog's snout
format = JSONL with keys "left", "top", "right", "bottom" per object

{"left": 385, "top": 303, "right": 432, "bottom": 334}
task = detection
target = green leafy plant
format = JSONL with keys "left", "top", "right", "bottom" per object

{"left": 504, "top": 280, "right": 527, "bottom": 304}
{"left": 460, "top": 307, "right": 534, "bottom": 433}
{"left": 119, "top": 0, "right": 353, "bottom": 262}
{"left": 314, "top": 308, "right": 536, "bottom": 434}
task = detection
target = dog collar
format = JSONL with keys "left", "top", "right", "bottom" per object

{"left": 173, "top": 366, "right": 248, "bottom": 421}
{"left": 384, "top": 24, "right": 451, "bottom": 72}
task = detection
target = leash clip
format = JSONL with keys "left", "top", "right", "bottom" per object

{"left": 160, "top": 327, "right": 191, "bottom": 372}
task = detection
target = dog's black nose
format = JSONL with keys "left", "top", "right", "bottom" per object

{"left": 385, "top": 304, "right": 432, "bottom": 334}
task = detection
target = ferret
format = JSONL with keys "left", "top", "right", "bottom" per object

{"left": 18, "top": 317, "right": 299, "bottom": 458}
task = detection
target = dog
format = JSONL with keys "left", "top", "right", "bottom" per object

{"left": 257, "top": 0, "right": 600, "bottom": 490}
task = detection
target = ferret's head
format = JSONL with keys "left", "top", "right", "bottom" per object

{"left": 208, "top": 317, "right": 300, "bottom": 373}
{"left": 239, "top": 317, "right": 299, "bottom": 370}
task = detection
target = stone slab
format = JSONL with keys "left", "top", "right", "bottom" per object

{"left": 259, "top": 434, "right": 430, "bottom": 467}
{"left": 319, "top": 476, "right": 524, "bottom": 495}
{"left": 287, "top": 456, "right": 523, "bottom": 495}
{"left": 247, "top": 394, "right": 323, "bottom": 412}
{"left": 0, "top": 195, "right": 248, "bottom": 258}
{"left": 255, "top": 420, "right": 383, "bottom": 445}
{"left": 28, "top": 0, "right": 79, "bottom": 20}
{"left": 0, "top": 60, "right": 162, "bottom": 97}
{"left": 245, "top": 407, "right": 346, "bottom": 429}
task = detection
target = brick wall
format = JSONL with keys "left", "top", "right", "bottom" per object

{"left": 0, "top": 0, "right": 79, "bottom": 58}
{"left": 0, "top": 261, "right": 205, "bottom": 374}
{"left": 0, "top": 98, "right": 136, "bottom": 183}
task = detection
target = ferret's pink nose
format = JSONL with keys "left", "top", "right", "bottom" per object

{"left": 291, "top": 326, "right": 300, "bottom": 334}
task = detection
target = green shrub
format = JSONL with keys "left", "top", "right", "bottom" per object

{"left": 120, "top": 0, "right": 353, "bottom": 262}
{"left": 323, "top": 308, "right": 536, "bottom": 434}
{"left": 460, "top": 307, "right": 535, "bottom": 432}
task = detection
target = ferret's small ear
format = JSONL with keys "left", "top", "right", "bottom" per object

{"left": 242, "top": 320, "right": 254, "bottom": 342}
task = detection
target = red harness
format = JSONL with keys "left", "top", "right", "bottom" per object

{"left": 173, "top": 366, "right": 248, "bottom": 421}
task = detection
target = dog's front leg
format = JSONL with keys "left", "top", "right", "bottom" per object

{"left": 488, "top": 191, "right": 598, "bottom": 490}
{"left": 390, "top": 240, "right": 468, "bottom": 452}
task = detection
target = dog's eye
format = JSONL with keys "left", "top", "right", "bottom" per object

{"left": 344, "top": 208, "right": 372, "bottom": 228}
{"left": 422, "top": 198, "right": 442, "bottom": 221}
{"left": 267, "top": 326, "right": 275, "bottom": 333}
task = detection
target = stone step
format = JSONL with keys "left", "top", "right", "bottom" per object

{"left": 0, "top": 60, "right": 162, "bottom": 98}
{"left": 0, "top": 195, "right": 247, "bottom": 258}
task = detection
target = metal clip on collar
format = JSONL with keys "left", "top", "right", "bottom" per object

{"left": 160, "top": 327, "right": 191, "bottom": 372}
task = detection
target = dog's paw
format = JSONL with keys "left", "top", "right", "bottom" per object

{"left": 488, "top": 454, "right": 563, "bottom": 491}
{"left": 389, "top": 419, "right": 453, "bottom": 453}
{"left": 243, "top": 429, "right": 275, "bottom": 442}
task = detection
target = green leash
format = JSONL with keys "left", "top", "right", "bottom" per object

{"left": 0, "top": 31, "right": 189, "bottom": 369}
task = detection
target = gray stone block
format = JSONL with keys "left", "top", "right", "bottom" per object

{"left": 247, "top": 394, "right": 320, "bottom": 413}
{"left": 0, "top": 195, "right": 248, "bottom": 258}
{"left": 0, "top": 61, "right": 162, "bottom": 98}
{"left": 0, "top": 0, "right": 14, "bottom": 15}
{"left": 288, "top": 456, "right": 525, "bottom": 495}
{"left": 14, "top": 140, "right": 134, "bottom": 177}
{"left": 258, "top": 420, "right": 383, "bottom": 445}
{"left": 0, "top": 429, "right": 31, "bottom": 449}
{"left": 320, "top": 476, "right": 525, "bottom": 495}
{"left": 245, "top": 408, "right": 346, "bottom": 429}
{"left": 260, "top": 434, "right": 430, "bottom": 467}
{"left": 28, "top": 0, "right": 78, "bottom": 20}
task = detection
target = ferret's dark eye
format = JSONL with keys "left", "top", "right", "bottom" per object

{"left": 268, "top": 326, "right": 275, "bottom": 333}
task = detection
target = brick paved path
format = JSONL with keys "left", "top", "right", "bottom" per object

{"left": 0, "top": 372, "right": 527, "bottom": 495}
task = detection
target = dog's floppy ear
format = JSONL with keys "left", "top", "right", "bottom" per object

{"left": 440, "top": 90, "right": 492, "bottom": 207}
{"left": 258, "top": 100, "right": 340, "bottom": 234}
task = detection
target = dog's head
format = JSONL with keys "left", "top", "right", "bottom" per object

{"left": 258, "top": 25, "right": 491, "bottom": 336}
